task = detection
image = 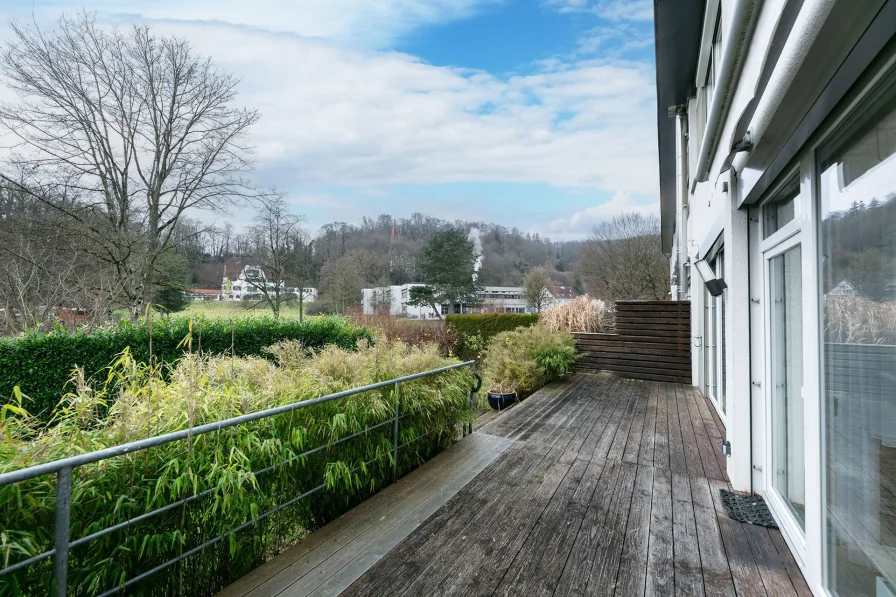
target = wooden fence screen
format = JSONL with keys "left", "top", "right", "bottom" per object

{"left": 573, "top": 300, "right": 692, "bottom": 384}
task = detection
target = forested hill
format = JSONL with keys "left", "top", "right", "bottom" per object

{"left": 184, "top": 213, "right": 584, "bottom": 289}
{"left": 314, "top": 214, "right": 584, "bottom": 287}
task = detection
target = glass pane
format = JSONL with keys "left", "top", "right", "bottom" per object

{"left": 764, "top": 182, "right": 799, "bottom": 239}
{"left": 769, "top": 245, "right": 805, "bottom": 527}
{"left": 716, "top": 250, "right": 726, "bottom": 413}
{"left": 821, "top": 100, "right": 896, "bottom": 596}
{"left": 704, "top": 287, "right": 715, "bottom": 400}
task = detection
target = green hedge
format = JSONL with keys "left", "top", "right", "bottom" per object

{"left": 446, "top": 314, "right": 539, "bottom": 360}
{"left": 446, "top": 313, "right": 539, "bottom": 340}
{"left": 0, "top": 316, "right": 372, "bottom": 419}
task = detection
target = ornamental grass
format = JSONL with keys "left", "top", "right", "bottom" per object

{"left": 0, "top": 338, "right": 473, "bottom": 596}
{"left": 540, "top": 296, "right": 611, "bottom": 334}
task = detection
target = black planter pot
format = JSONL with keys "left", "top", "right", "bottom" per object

{"left": 487, "top": 391, "right": 518, "bottom": 410}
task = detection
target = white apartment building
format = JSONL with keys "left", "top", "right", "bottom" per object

{"left": 654, "top": 1, "right": 895, "bottom": 594}
{"left": 361, "top": 284, "right": 576, "bottom": 317}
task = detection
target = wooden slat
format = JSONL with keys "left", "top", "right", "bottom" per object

{"left": 675, "top": 384, "right": 706, "bottom": 478}
{"left": 638, "top": 382, "right": 659, "bottom": 468}
{"left": 617, "top": 300, "right": 691, "bottom": 305}
{"left": 614, "top": 464, "right": 654, "bottom": 596}
{"left": 578, "top": 344, "right": 690, "bottom": 357}
{"left": 707, "top": 478, "right": 769, "bottom": 597}
{"left": 578, "top": 362, "right": 691, "bottom": 378}
{"left": 667, "top": 383, "right": 689, "bottom": 475}
{"left": 553, "top": 460, "right": 623, "bottom": 596}
{"left": 615, "top": 313, "right": 691, "bottom": 321}
{"left": 672, "top": 472, "right": 706, "bottom": 596}
{"left": 573, "top": 369, "right": 691, "bottom": 385}
{"left": 646, "top": 468, "right": 674, "bottom": 596}
{"left": 578, "top": 355, "right": 691, "bottom": 370}
{"left": 585, "top": 461, "right": 638, "bottom": 596}
{"left": 616, "top": 304, "right": 690, "bottom": 312}
{"left": 575, "top": 335, "right": 691, "bottom": 346}
{"left": 615, "top": 322, "right": 692, "bottom": 332}
{"left": 690, "top": 476, "right": 736, "bottom": 596}
{"left": 579, "top": 351, "right": 691, "bottom": 365}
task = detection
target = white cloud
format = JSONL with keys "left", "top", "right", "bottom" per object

{"left": 17, "top": 0, "right": 501, "bottom": 49}
{"left": 542, "top": 191, "right": 659, "bottom": 240}
{"left": 543, "top": 0, "right": 653, "bottom": 22}
{"left": 141, "top": 21, "right": 658, "bottom": 199}
{"left": 0, "top": 6, "right": 659, "bottom": 239}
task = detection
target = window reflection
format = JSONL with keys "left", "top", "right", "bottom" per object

{"left": 820, "top": 99, "right": 896, "bottom": 596}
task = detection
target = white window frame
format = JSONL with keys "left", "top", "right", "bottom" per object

{"left": 760, "top": 229, "right": 809, "bottom": 564}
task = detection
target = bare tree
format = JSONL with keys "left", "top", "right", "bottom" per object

{"left": 0, "top": 13, "right": 260, "bottom": 319}
{"left": 523, "top": 267, "right": 552, "bottom": 313}
{"left": 319, "top": 254, "right": 363, "bottom": 314}
{"left": 287, "top": 229, "right": 316, "bottom": 322}
{"left": 578, "top": 213, "right": 669, "bottom": 301}
{"left": 0, "top": 183, "right": 122, "bottom": 332}
{"left": 245, "top": 196, "right": 309, "bottom": 320}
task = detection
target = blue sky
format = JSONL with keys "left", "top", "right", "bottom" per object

{"left": 0, "top": 0, "right": 659, "bottom": 240}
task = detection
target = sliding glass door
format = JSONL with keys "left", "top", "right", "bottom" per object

{"left": 703, "top": 250, "right": 726, "bottom": 421}
{"left": 819, "top": 89, "right": 896, "bottom": 597}
{"left": 767, "top": 241, "right": 806, "bottom": 529}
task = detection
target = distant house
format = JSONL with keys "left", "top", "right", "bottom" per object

{"left": 546, "top": 286, "right": 576, "bottom": 306}
{"left": 828, "top": 280, "right": 858, "bottom": 297}
{"left": 187, "top": 289, "right": 222, "bottom": 301}
{"left": 221, "top": 263, "right": 316, "bottom": 303}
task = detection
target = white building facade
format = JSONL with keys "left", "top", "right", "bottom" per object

{"left": 654, "top": 1, "right": 895, "bottom": 594}
{"left": 361, "top": 284, "right": 576, "bottom": 317}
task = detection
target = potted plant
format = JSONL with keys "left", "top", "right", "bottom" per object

{"left": 486, "top": 382, "right": 518, "bottom": 410}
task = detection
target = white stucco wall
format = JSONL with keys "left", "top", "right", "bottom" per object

{"left": 681, "top": 0, "right": 792, "bottom": 491}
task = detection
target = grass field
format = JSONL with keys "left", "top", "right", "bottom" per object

{"left": 182, "top": 300, "right": 308, "bottom": 319}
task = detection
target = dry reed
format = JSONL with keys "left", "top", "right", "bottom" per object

{"left": 824, "top": 294, "right": 896, "bottom": 344}
{"left": 540, "top": 296, "right": 611, "bottom": 333}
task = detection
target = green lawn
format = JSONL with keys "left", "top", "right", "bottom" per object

{"left": 182, "top": 300, "right": 308, "bottom": 319}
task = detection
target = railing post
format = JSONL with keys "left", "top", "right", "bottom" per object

{"left": 392, "top": 381, "right": 400, "bottom": 481}
{"left": 467, "top": 362, "right": 476, "bottom": 436}
{"left": 54, "top": 466, "right": 72, "bottom": 597}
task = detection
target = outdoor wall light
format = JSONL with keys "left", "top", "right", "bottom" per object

{"left": 694, "top": 259, "right": 727, "bottom": 297}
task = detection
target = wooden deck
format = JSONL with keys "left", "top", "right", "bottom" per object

{"left": 220, "top": 373, "right": 811, "bottom": 597}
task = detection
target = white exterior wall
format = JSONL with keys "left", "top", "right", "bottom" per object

{"left": 362, "top": 285, "right": 440, "bottom": 318}
{"left": 675, "top": 0, "right": 795, "bottom": 492}
{"left": 361, "top": 285, "right": 552, "bottom": 316}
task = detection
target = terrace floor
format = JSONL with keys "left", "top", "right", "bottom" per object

{"left": 219, "top": 373, "right": 811, "bottom": 597}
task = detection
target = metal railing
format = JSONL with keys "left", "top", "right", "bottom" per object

{"left": 0, "top": 360, "right": 477, "bottom": 596}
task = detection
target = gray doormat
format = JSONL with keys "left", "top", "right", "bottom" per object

{"left": 719, "top": 489, "right": 778, "bottom": 528}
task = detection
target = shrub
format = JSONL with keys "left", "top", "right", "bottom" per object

{"left": 445, "top": 314, "right": 539, "bottom": 360}
{"left": 0, "top": 315, "right": 372, "bottom": 419}
{"left": 541, "top": 296, "right": 611, "bottom": 333}
{"left": 346, "top": 310, "right": 459, "bottom": 357}
{"left": 0, "top": 339, "right": 474, "bottom": 596}
{"left": 481, "top": 325, "right": 577, "bottom": 396}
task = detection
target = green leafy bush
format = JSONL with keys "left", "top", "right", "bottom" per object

{"left": 481, "top": 325, "right": 577, "bottom": 396}
{"left": 445, "top": 313, "right": 539, "bottom": 360}
{"left": 0, "top": 339, "right": 473, "bottom": 596}
{"left": 0, "top": 315, "right": 372, "bottom": 419}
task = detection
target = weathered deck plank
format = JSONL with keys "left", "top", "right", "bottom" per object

{"left": 221, "top": 374, "right": 808, "bottom": 597}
